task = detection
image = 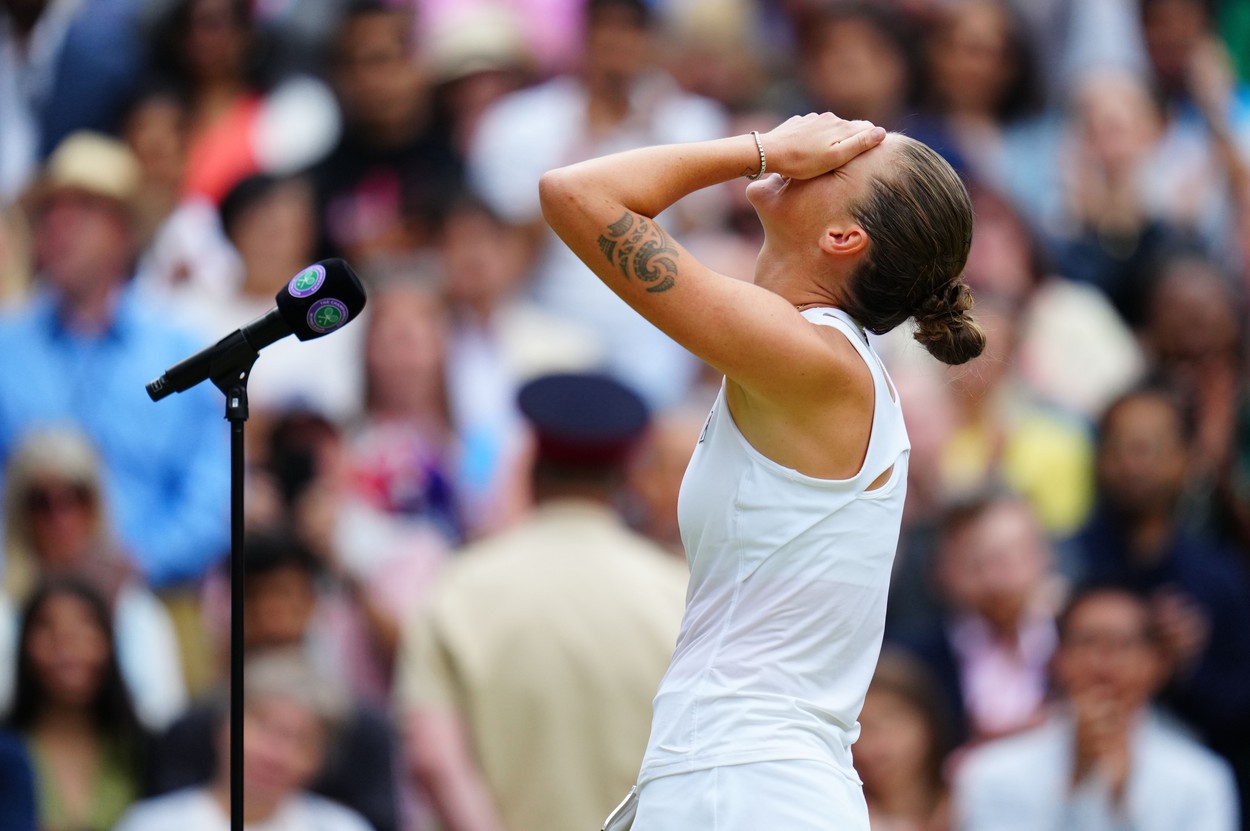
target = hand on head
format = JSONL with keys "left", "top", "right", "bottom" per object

{"left": 758, "top": 113, "right": 886, "bottom": 181}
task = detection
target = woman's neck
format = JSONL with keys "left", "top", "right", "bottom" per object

{"left": 34, "top": 703, "right": 97, "bottom": 738}
{"left": 212, "top": 780, "right": 284, "bottom": 824}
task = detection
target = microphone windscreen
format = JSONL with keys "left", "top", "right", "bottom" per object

{"left": 274, "top": 258, "right": 367, "bottom": 341}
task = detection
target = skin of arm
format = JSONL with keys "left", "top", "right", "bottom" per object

{"left": 539, "top": 115, "right": 888, "bottom": 478}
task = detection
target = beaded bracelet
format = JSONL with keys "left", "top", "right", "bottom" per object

{"left": 746, "top": 130, "right": 766, "bottom": 180}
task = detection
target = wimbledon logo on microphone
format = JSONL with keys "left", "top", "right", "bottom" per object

{"left": 288, "top": 264, "right": 326, "bottom": 298}
{"left": 308, "top": 299, "right": 348, "bottom": 334}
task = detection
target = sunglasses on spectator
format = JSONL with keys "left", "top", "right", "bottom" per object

{"left": 25, "top": 483, "right": 94, "bottom": 515}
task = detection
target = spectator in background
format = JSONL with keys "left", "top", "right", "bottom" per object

{"left": 4, "top": 578, "right": 151, "bottom": 831}
{"left": 1041, "top": 67, "right": 1190, "bottom": 326}
{"left": 467, "top": 0, "right": 728, "bottom": 408}
{"left": 350, "top": 267, "right": 464, "bottom": 543}
{"left": 893, "top": 491, "right": 1062, "bottom": 745}
{"left": 1137, "top": 254, "right": 1247, "bottom": 541}
{"left": 951, "top": 586, "right": 1239, "bottom": 831}
{"left": 783, "top": 2, "right": 918, "bottom": 132}
{"left": 1064, "top": 386, "right": 1250, "bottom": 804}
{"left": 147, "top": 0, "right": 339, "bottom": 207}
{"left": 395, "top": 372, "right": 687, "bottom": 831}
{"left": 124, "top": 83, "right": 239, "bottom": 312}
{"left": 0, "top": 0, "right": 147, "bottom": 202}
{"left": 856, "top": 648, "right": 955, "bottom": 831}
{"left": 0, "top": 427, "right": 187, "bottom": 729}
{"left": 258, "top": 408, "right": 450, "bottom": 703}
{"left": 437, "top": 195, "right": 603, "bottom": 534}
{"left": 424, "top": 5, "right": 535, "bottom": 161}
{"left": 309, "top": 0, "right": 464, "bottom": 266}
{"left": 196, "top": 173, "right": 364, "bottom": 423}
{"left": 117, "top": 648, "right": 372, "bottom": 831}
{"left": 0, "top": 132, "right": 229, "bottom": 587}
{"left": 912, "top": 0, "right": 1046, "bottom": 186}
{"left": 156, "top": 530, "right": 403, "bottom": 831}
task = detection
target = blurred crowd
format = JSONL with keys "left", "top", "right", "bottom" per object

{"left": 0, "top": 0, "right": 1249, "bottom": 828}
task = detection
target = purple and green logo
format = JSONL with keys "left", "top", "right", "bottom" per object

{"left": 307, "top": 298, "right": 348, "bottom": 334}
{"left": 288, "top": 264, "right": 326, "bottom": 298}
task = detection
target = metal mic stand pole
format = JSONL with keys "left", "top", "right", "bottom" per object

{"left": 212, "top": 364, "right": 256, "bottom": 831}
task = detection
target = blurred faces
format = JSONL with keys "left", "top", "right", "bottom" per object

{"left": 928, "top": 0, "right": 1018, "bottom": 117}
{"left": 240, "top": 694, "right": 328, "bottom": 802}
{"left": 939, "top": 499, "right": 1051, "bottom": 631}
{"left": 35, "top": 190, "right": 134, "bottom": 298}
{"left": 243, "top": 566, "right": 316, "bottom": 649}
{"left": 25, "top": 592, "right": 111, "bottom": 709}
{"left": 364, "top": 283, "right": 449, "bottom": 413}
{"left": 583, "top": 2, "right": 652, "bottom": 100}
{"left": 1140, "top": 0, "right": 1209, "bottom": 94}
{"left": 1073, "top": 70, "right": 1164, "bottom": 176}
{"left": 182, "top": 0, "right": 250, "bottom": 85}
{"left": 1145, "top": 260, "right": 1241, "bottom": 368}
{"left": 1054, "top": 591, "right": 1164, "bottom": 710}
{"left": 25, "top": 477, "right": 97, "bottom": 570}
{"left": 800, "top": 14, "right": 909, "bottom": 125}
{"left": 333, "top": 10, "right": 426, "bottom": 138}
{"left": 1097, "top": 393, "right": 1189, "bottom": 518}
{"left": 228, "top": 179, "right": 318, "bottom": 295}
{"left": 439, "top": 205, "right": 530, "bottom": 314}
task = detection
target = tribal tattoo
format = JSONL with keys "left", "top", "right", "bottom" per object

{"left": 597, "top": 211, "right": 678, "bottom": 293}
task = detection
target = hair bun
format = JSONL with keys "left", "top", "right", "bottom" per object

{"left": 912, "top": 280, "right": 986, "bottom": 365}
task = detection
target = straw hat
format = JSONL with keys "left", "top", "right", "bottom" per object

{"left": 25, "top": 131, "right": 142, "bottom": 213}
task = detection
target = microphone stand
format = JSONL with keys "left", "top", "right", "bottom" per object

{"left": 210, "top": 357, "right": 259, "bottom": 831}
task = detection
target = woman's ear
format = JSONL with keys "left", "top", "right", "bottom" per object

{"left": 820, "top": 224, "right": 868, "bottom": 258}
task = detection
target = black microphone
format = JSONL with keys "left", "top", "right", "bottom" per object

{"left": 146, "top": 258, "right": 367, "bottom": 401}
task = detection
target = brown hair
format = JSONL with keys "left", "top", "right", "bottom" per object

{"left": 842, "top": 135, "right": 985, "bottom": 365}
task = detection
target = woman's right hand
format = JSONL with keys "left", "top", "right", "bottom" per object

{"left": 759, "top": 113, "right": 886, "bottom": 181}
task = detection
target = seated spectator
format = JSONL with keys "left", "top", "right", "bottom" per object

{"left": 467, "top": 0, "right": 728, "bottom": 409}
{"left": 0, "top": 131, "right": 229, "bottom": 587}
{"left": 309, "top": 0, "right": 463, "bottom": 265}
{"left": 165, "top": 529, "right": 402, "bottom": 831}
{"left": 117, "top": 648, "right": 371, "bottom": 831}
{"left": 1136, "top": 254, "right": 1248, "bottom": 544}
{"left": 3, "top": 578, "right": 151, "bottom": 831}
{"left": 147, "top": 0, "right": 337, "bottom": 206}
{"left": 892, "top": 490, "right": 1063, "bottom": 745}
{"left": 0, "top": 427, "right": 187, "bottom": 728}
{"left": 437, "top": 195, "right": 603, "bottom": 534}
{"left": 1063, "top": 385, "right": 1250, "bottom": 804}
{"left": 192, "top": 173, "right": 364, "bottom": 423}
{"left": 856, "top": 647, "right": 955, "bottom": 831}
{"left": 951, "top": 585, "right": 1239, "bottom": 831}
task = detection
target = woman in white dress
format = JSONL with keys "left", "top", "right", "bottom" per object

{"left": 539, "top": 113, "right": 985, "bottom": 830}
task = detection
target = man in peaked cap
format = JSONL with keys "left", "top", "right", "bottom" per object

{"left": 0, "top": 131, "right": 229, "bottom": 586}
{"left": 395, "top": 372, "right": 688, "bottom": 831}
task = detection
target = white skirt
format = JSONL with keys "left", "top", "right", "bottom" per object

{"left": 631, "top": 760, "right": 869, "bottom": 831}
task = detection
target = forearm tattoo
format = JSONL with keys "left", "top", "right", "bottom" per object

{"left": 597, "top": 211, "right": 678, "bottom": 293}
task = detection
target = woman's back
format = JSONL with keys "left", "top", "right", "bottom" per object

{"left": 642, "top": 309, "right": 909, "bottom": 782}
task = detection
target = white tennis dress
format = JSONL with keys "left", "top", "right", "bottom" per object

{"left": 632, "top": 308, "right": 910, "bottom": 831}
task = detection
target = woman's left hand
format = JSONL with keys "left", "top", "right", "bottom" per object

{"left": 758, "top": 113, "right": 887, "bottom": 181}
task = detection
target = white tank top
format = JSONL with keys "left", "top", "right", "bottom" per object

{"left": 639, "top": 308, "right": 910, "bottom": 783}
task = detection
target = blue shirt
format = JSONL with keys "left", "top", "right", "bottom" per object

{"left": 0, "top": 286, "right": 229, "bottom": 585}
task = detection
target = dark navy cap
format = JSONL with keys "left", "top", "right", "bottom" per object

{"left": 517, "top": 372, "right": 650, "bottom": 466}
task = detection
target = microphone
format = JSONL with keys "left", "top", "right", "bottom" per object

{"left": 146, "top": 258, "right": 367, "bottom": 401}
